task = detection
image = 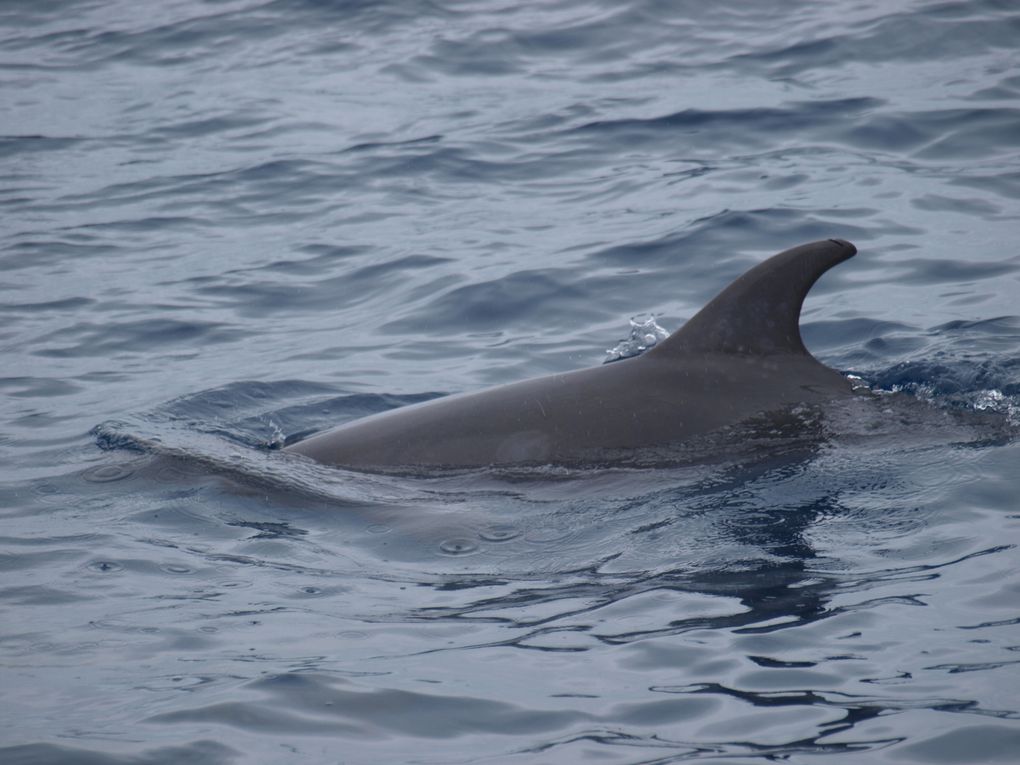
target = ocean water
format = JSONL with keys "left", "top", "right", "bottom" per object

{"left": 3, "top": 0, "right": 1020, "bottom": 763}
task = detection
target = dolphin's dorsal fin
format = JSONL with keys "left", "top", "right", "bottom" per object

{"left": 648, "top": 239, "right": 857, "bottom": 358}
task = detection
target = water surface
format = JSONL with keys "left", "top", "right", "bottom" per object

{"left": 2, "top": 1, "right": 1020, "bottom": 763}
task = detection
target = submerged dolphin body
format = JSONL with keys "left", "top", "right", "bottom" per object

{"left": 286, "top": 239, "right": 858, "bottom": 469}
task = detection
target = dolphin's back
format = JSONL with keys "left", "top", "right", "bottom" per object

{"left": 286, "top": 239, "right": 857, "bottom": 469}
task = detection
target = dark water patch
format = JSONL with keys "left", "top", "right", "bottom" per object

{"left": 888, "top": 257, "right": 1019, "bottom": 286}
{"left": 152, "top": 114, "right": 266, "bottom": 140}
{"left": 0, "top": 740, "right": 237, "bottom": 765}
{"left": 227, "top": 521, "right": 308, "bottom": 539}
{"left": 833, "top": 316, "right": 1020, "bottom": 403}
{"left": 737, "top": 3, "right": 1020, "bottom": 76}
{"left": 404, "top": 10, "right": 644, "bottom": 77}
{"left": 0, "top": 296, "right": 95, "bottom": 313}
{"left": 933, "top": 316, "right": 1020, "bottom": 337}
{"left": 16, "top": 8, "right": 285, "bottom": 70}
{"left": 185, "top": 253, "right": 448, "bottom": 319}
{"left": 262, "top": 0, "right": 457, "bottom": 33}
{"left": 33, "top": 319, "right": 243, "bottom": 359}
{"left": 158, "top": 380, "right": 338, "bottom": 422}
{"left": 894, "top": 724, "right": 1020, "bottom": 763}
{"left": 80, "top": 463, "right": 135, "bottom": 483}
{"left": 187, "top": 277, "right": 357, "bottom": 319}
{"left": 0, "top": 134, "right": 83, "bottom": 158}
{"left": 351, "top": 142, "right": 551, "bottom": 186}
{"left": 341, "top": 133, "right": 444, "bottom": 156}
{"left": 0, "top": 548, "right": 91, "bottom": 572}
{"left": 832, "top": 107, "right": 1020, "bottom": 160}
{"left": 293, "top": 242, "right": 367, "bottom": 266}
{"left": 150, "top": 670, "right": 589, "bottom": 736}
{"left": 950, "top": 171, "right": 1020, "bottom": 201}
{"left": 0, "top": 377, "right": 82, "bottom": 398}
{"left": 969, "top": 81, "right": 1020, "bottom": 102}
{"left": 912, "top": 193, "right": 1003, "bottom": 217}
{"left": 61, "top": 159, "right": 335, "bottom": 217}
{"left": 566, "top": 98, "right": 882, "bottom": 155}
{"left": 802, "top": 318, "right": 918, "bottom": 352}
{"left": 731, "top": 34, "right": 846, "bottom": 76}
{"left": 0, "top": 584, "right": 82, "bottom": 606}
{"left": 911, "top": 108, "right": 1020, "bottom": 160}
{"left": 415, "top": 38, "right": 523, "bottom": 77}
{"left": 382, "top": 268, "right": 596, "bottom": 334}
{"left": 347, "top": 253, "right": 451, "bottom": 283}
{"left": 75, "top": 216, "right": 212, "bottom": 234}
{"left": 147, "top": 380, "right": 441, "bottom": 448}
{"left": 588, "top": 208, "right": 872, "bottom": 281}
{"left": 489, "top": 101, "right": 608, "bottom": 139}
{"left": 407, "top": 2, "right": 847, "bottom": 83}
{"left": 868, "top": 358, "right": 1020, "bottom": 399}
{"left": 0, "top": 0, "right": 91, "bottom": 26}
{"left": 828, "top": 315, "right": 1020, "bottom": 381}
{"left": 0, "top": 240, "right": 117, "bottom": 270}
{"left": 839, "top": 114, "right": 934, "bottom": 154}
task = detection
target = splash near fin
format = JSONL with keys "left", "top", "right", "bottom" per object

{"left": 649, "top": 239, "right": 857, "bottom": 358}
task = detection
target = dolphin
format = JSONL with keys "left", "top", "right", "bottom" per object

{"left": 285, "top": 238, "right": 858, "bottom": 469}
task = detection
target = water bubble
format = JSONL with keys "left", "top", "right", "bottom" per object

{"left": 81, "top": 463, "right": 135, "bottom": 483}
{"left": 88, "top": 560, "right": 124, "bottom": 573}
{"left": 605, "top": 314, "right": 671, "bottom": 363}
{"left": 479, "top": 525, "right": 521, "bottom": 542}
{"left": 32, "top": 482, "right": 65, "bottom": 503}
{"left": 438, "top": 537, "right": 480, "bottom": 556}
{"left": 168, "top": 675, "right": 214, "bottom": 689}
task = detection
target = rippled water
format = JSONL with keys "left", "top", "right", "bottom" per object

{"left": 3, "top": 1, "right": 1020, "bottom": 763}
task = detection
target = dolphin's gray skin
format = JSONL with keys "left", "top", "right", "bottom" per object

{"left": 286, "top": 239, "right": 858, "bottom": 469}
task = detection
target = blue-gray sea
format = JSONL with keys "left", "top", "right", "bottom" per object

{"left": 3, "top": 1, "right": 1020, "bottom": 763}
